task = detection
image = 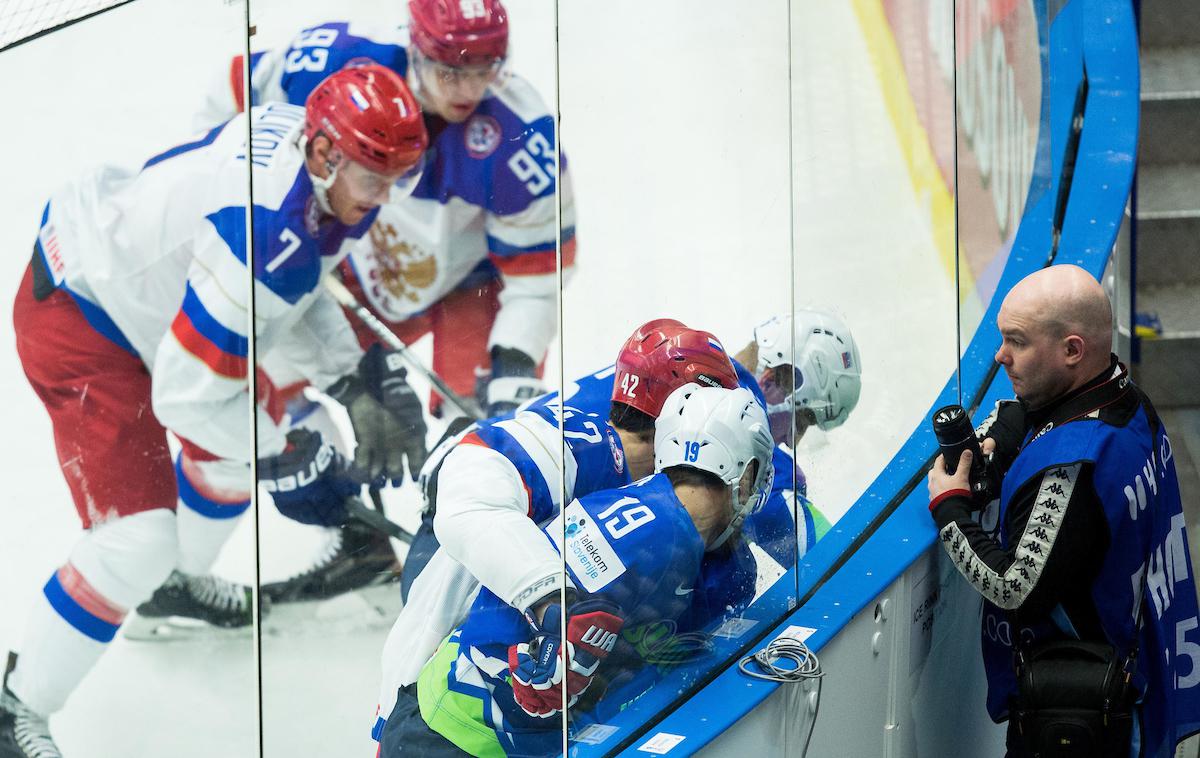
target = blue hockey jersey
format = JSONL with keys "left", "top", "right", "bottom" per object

{"left": 416, "top": 473, "right": 705, "bottom": 757}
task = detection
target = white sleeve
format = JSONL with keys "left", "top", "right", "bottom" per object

{"left": 151, "top": 221, "right": 268, "bottom": 461}
{"left": 485, "top": 164, "right": 577, "bottom": 361}
{"left": 265, "top": 288, "right": 363, "bottom": 391}
{"left": 433, "top": 443, "right": 571, "bottom": 612}
{"left": 192, "top": 49, "right": 290, "bottom": 132}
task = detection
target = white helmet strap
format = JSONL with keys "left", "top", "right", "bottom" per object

{"left": 300, "top": 134, "right": 339, "bottom": 216}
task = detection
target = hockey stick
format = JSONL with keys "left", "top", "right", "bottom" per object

{"left": 326, "top": 273, "right": 483, "bottom": 542}
{"left": 345, "top": 495, "right": 413, "bottom": 544}
{"left": 324, "top": 275, "right": 486, "bottom": 421}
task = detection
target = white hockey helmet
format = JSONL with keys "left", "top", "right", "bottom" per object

{"left": 753, "top": 307, "right": 862, "bottom": 441}
{"left": 654, "top": 384, "right": 775, "bottom": 550}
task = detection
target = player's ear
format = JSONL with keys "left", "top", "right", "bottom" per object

{"left": 305, "top": 134, "right": 333, "bottom": 179}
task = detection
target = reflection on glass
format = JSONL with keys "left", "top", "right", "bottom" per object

{"left": 240, "top": 0, "right": 566, "bottom": 754}
{"left": 790, "top": 0, "right": 960, "bottom": 533}
{"left": 952, "top": 0, "right": 1049, "bottom": 344}
{"left": 0, "top": 0, "right": 255, "bottom": 755}
{"left": 549, "top": 0, "right": 812, "bottom": 752}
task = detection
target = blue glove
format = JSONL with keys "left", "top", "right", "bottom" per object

{"left": 257, "top": 429, "right": 359, "bottom": 525}
{"left": 507, "top": 598, "right": 624, "bottom": 717}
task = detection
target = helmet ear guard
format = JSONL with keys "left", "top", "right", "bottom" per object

{"left": 754, "top": 307, "right": 862, "bottom": 437}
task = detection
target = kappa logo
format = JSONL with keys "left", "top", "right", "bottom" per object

{"left": 465, "top": 114, "right": 502, "bottom": 158}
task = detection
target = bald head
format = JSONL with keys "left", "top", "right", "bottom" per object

{"left": 995, "top": 265, "right": 1114, "bottom": 407}
{"left": 1005, "top": 265, "right": 1112, "bottom": 353}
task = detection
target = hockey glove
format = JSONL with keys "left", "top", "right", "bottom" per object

{"left": 327, "top": 344, "right": 428, "bottom": 485}
{"left": 480, "top": 346, "right": 544, "bottom": 417}
{"left": 258, "top": 428, "right": 358, "bottom": 526}
{"left": 507, "top": 598, "right": 624, "bottom": 718}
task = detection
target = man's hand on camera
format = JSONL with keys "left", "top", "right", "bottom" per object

{"left": 927, "top": 449, "right": 973, "bottom": 510}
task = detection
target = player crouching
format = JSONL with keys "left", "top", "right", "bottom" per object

{"left": 0, "top": 65, "right": 427, "bottom": 757}
{"left": 374, "top": 384, "right": 773, "bottom": 756}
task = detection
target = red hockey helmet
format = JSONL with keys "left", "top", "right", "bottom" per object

{"left": 612, "top": 320, "right": 739, "bottom": 419}
{"left": 408, "top": 0, "right": 509, "bottom": 67}
{"left": 304, "top": 65, "right": 428, "bottom": 176}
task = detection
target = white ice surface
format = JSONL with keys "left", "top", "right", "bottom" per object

{"left": 0, "top": 1, "right": 957, "bottom": 755}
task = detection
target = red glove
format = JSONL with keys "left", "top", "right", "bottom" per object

{"left": 507, "top": 599, "right": 624, "bottom": 717}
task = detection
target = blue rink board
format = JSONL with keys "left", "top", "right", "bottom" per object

{"left": 561, "top": 0, "right": 1140, "bottom": 754}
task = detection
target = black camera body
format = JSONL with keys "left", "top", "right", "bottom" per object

{"left": 931, "top": 404, "right": 1002, "bottom": 504}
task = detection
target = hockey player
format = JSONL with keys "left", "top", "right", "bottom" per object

{"left": 372, "top": 319, "right": 740, "bottom": 740}
{"left": 0, "top": 66, "right": 427, "bottom": 757}
{"left": 198, "top": 0, "right": 574, "bottom": 606}
{"left": 403, "top": 309, "right": 863, "bottom": 593}
{"left": 376, "top": 384, "right": 775, "bottom": 756}
{"left": 197, "top": 0, "right": 568, "bottom": 416}
{"left": 733, "top": 307, "right": 863, "bottom": 568}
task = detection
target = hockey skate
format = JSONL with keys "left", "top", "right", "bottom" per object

{"left": 260, "top": 520, "right": 403, "bottom": 631}
{"left": 124, "top": 571, "right": 255, "bottom": 641}
{"left": 0, "top": 654, "right": 61, "bottom": 758}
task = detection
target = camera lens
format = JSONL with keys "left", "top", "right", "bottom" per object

{"left": 931, "top": 404, "right": 981, "bottom": 476}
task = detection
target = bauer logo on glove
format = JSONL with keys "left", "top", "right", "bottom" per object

{"left": 257, "top": 428, "right": 358, "bottom": 526}
{"left": 259, "top": 439, "right": 335, "bottom": 494}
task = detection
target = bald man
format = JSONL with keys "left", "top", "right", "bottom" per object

{"left": 928, "top": 265, "right": 1199, "bottom": 758}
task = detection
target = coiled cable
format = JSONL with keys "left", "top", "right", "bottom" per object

{"left": 738, "top": 635, "right": 824, "bottom": 756}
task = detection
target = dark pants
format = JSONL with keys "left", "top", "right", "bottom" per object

{"left": 378, "top": 684, "right": 471, "bottom": 757}
{"left": 399, "top": 513, "right": 440, "bottom": 603}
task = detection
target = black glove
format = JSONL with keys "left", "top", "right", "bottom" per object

{"left": 327, "top": 344, "right": 428, "bottom": 485}
{"left": 479, "top": 346, "right": 544, "bottom": 417}
{"left": 258, "top": 428, "right": 357, "bottom": 526}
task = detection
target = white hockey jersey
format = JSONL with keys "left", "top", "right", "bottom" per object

{"left": 197, "top": 20, "right": 575, "bottom": 361}
{"left": 34, "top": 103, "right": 369, "bottom": 462}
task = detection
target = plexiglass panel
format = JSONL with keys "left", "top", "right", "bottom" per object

{"left": 246, "top": 0, "right": 567, "bottom": 754}
{"left": 952, "top": 0, "right": 1050, "bottom": 350}
{"left": 556, "top": 1, "right": 796, "bottom": 752}
{"left": 0, "top": 1, "right": 256, "bottom": 755}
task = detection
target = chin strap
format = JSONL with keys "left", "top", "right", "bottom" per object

{"left": 706, "top": 483, "right": 745, "bottom": 552}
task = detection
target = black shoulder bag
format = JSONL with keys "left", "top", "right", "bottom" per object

{"left": 1010, "top": 587, "right": 1143, "bottom": 757}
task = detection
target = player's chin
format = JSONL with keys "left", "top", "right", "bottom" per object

{"left": 444, "top": 102, "right": 477, "bottom": 122}
{"left": 343, "top": 204, "right": 377, "bottom": 225}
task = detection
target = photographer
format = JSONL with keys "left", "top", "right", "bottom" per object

{"left": 927, "top": 265, "right": 1199, "bottom": 758}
